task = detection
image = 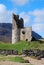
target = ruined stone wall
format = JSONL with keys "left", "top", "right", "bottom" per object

{"left": 20, "top": 27, "right": 32, "bottom": 42}
{"left": 12, "top": 29, "right": 20, "bottom": 44}
{"left": 20, "top": 28, "right": 25, "bottom": 41}
{"left": 25, "top": 27, "right": 32, "bottom": 42}
{"left": 12, "top": 14, "right": 20, "bottom": 44}
{"left": 12, "top": 13, "right": 32, "bottom": 44}
{"left": 12, "top": 13, "right": 24, "bottom": 44}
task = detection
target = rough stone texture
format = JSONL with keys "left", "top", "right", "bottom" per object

{"left": 20, "top": 27, "right": 32, "bottom": 42}
{"left": 25, "top": 27, "right": 32, "bottom": 42}
{"left": 20, "top": 29, "right": 25, "bottom": 41}
{"left": 12, "top": 50, "right": 18, "bottom": 55}
{"left": 12, "top": 29, "right": 20, "bottom": 44}
{"left": 12, "top": 13, "right": 32, "bottom": 44}
{"left": 22, "top": 49, "right": 44, "bottom": 58}
{"left": 12, "top": 14, "right": 20, "bottom": 44}
{"left": 0, "top": 49, "right": 18, "bottom": 55}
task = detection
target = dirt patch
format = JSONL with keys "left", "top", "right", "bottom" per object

{"left": 23, "top": 57, "right": 44, "bottom": 65}
{"left": 0, "top": 61, "right": 30, "bottom": 65}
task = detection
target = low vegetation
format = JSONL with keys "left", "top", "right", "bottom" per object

{"left": 0, "top": 41, "right": 44, "bottom": 54}
{"left": 9, "top": 56, "right": 29, "bottom": 63}
{"left": 0, "top": 41, "right": 44, "bottom": 64}
{"left": 0, "top": 55, "right": 29, "bottom": 63}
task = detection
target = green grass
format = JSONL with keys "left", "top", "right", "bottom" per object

{"left": 0, "top": 55, "right": 34, "bottom": 65}
{"left": 0, "top": 41, "right": 44, "bottom": 54}
{"left": 0, "top": 55, "right": 29, "bottom": 63}
{"left": 8, "top": 56, "right": 29, "bottom": 63}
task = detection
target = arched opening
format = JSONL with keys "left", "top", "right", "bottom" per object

{"left": 26, "top": 39, "right": 28, "bottom": 41}
{"left": 22, "top": 31, "right": 25, "bottom": 34}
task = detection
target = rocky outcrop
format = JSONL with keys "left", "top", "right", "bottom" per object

{"left": 22, "top": 49, "right": 44, "bottom": 58}
{"left": 0, "top": 49, "right": 18, "bottom": 55}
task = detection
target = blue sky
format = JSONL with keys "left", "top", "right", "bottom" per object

{"left": 0, "top": 0, "right": 44, "bottom": 38}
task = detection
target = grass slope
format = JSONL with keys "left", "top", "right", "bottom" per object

{"left": 0, "top": 41, "right": 44, "bottom": 53}
{"left": 0, "top": 55, "right": 28, "bottom": 63}
{"left": 0, "top": 55, "right": 32, "bottom": 64}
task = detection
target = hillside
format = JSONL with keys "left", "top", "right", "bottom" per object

{"left": 0, "top": 41, "right": 44, "bottom": 53}
{"left": 0, "top": 23, "right": 12, "bottom": 43}
{"left": 0, "top": 23, "right": 12, "bottom": 36}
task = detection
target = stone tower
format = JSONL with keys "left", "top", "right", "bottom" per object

{"left": 12, "top": 13, "right": 24, "bottom": 44}
{"left": 12, "top": 13, "right": 32, "bottom": 44}
{"left": 20, "top": 27, "right": 32, "bottom": 42}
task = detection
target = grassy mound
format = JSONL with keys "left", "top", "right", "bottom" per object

{"left": 0, "top": 41, "right": 44, "bottom": 54}
{"left": 9, "top": 56, "right": 29, "bottom": 63}
{"left": 0, "top": 55, "right": 29, "bottom": 63}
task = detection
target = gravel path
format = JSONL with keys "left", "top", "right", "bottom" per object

{"left": 23, "top": 57, "right": 44, "bottom": 65}
{"left": 0, "top": 55, "right": 44, "bottom": 65}
{"left": 0, "top": 61, "right": 30, "bottom": 65}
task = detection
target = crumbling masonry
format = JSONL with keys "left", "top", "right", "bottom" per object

{"left": 12, "top": 13, "right": 32, "bottom": 44}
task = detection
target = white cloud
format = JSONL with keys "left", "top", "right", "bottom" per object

{"left": 19, "top": 9, "right": 44, "bottom": 24}
{"left": 29, "top": 9, "right": 44, "bottom": 22}
{"left": 19, "top": 9, "right": 44, "bottom": 34}
{"left": 29, "top": 9, "right": 44, "bottom": 32}
{"left": 0, "top": 4, "right": 7, "bottom": 14}
{"left": 0, "top": 4, "right": 12, "bottom": 23}
{"left": 19, "top": 12, "right": 30, "bottom": 24}
{"left": 9, "top": 0, "right": 34, "bottom": 6}
{"left": 0, "top": 4, "right": 44, "bottom": 33}
{"left": 11, "top": 0, "right": 29, "bottom": 6}
{"left": 0, "top": 4, "right": 17, "bottom": 23}
{"left": 32, "top": 24, "right": 44, "bottom": 32}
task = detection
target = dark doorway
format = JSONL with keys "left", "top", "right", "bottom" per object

{"left": 26, "top": 39, "right": 28, "bottom": 41}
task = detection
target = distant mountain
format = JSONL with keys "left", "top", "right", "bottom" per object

{"left": 0, "top": 23, "right": 12, "bottom": 43}
{"left": 0, "top": 23, "right": 12, "bottom": 36}
{"left": 32, "top": 31, "right": 42, "bottom": 40}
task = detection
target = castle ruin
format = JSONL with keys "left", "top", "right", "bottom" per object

{"left": 12, "top": 13, "right": 32, "bottom": 44}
